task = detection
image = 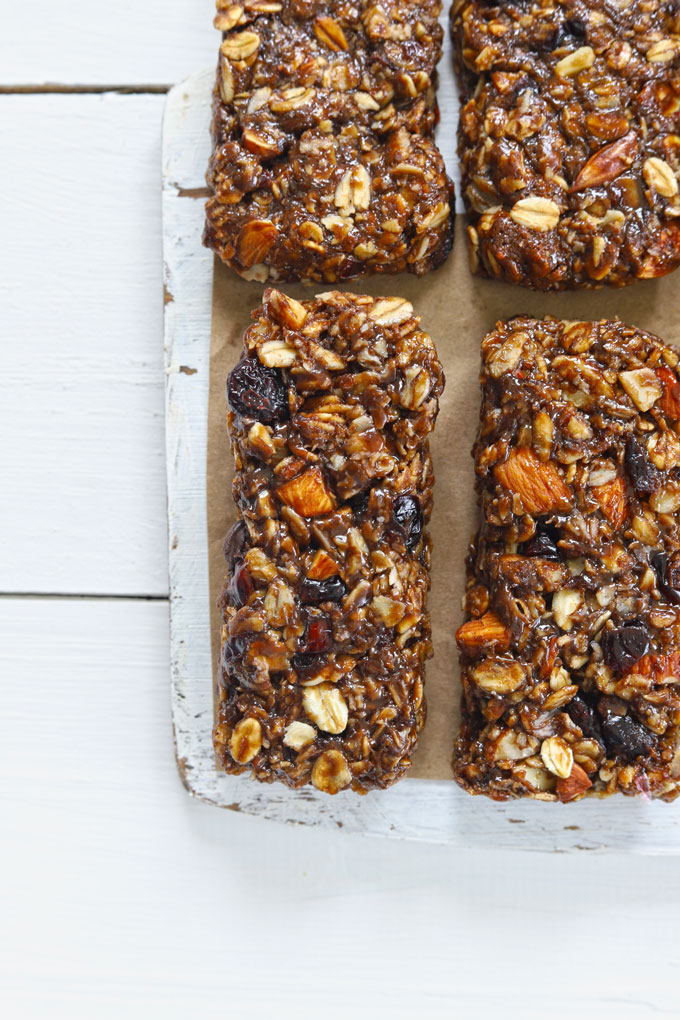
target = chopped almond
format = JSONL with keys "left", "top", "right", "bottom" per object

{"left": 277, "top": 467, "right": 336, "bottom": 517}
{"left": 494, "top": 447, "right": 572, "bottom": 514}
{"left": 307, "top": 549, "right": 338, "bottom": 580}
{"left": 593, "top": 476, "right": 627, "bottom": 530}
{"left": 456, "top": 611, "right": 511, "bottom": 652}
{"left": 655, "top": 364, "right": 680, "bottom": 419}
{"left": 556, "top": 761, "right": 592, "bottom": 802}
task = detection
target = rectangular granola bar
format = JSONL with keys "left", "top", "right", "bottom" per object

{"left": 215, "top": 288, "right": 444, "bottom": 793}
{"left": 454, "top": 317, "right": 680, "bottom": 801}
{"left": 204, "top": 0, "right": 453, "bottom": 282}
{"left": 452, "top": 0, "right": 680, "bottom": 289}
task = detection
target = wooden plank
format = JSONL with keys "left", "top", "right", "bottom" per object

{"left": 2, "top": 596, "right": 680, "bottom": 1018}
{"left": 0, "top": 94, "right": 170, "bottom": 596}
{"left": 0, "top": 0, "right": 216, "bottom": 86}
{"left": 163, "top": 70, "right": 680, "bottom": 850}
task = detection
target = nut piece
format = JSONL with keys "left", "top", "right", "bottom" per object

{"left": 643, "top": 157, "right": 679, "bottom": 198}
{"left": 259, "top": 338, "right": 297, "bottom": 367}
{"left": 593, "top": 477, "right": 627, "bottom": 530}
{"left": 554, "top": 46, "right": 595, "bottom": 78}
{"left": 570, "top": 132, "right": 637, "bottom": 192}
{"left": 277, "top": 467, "right": 336, "bottom": 516}
{"left": 265, "top": 289, "right": 308, "bottom": 329}
{"left": 237, "top": 220, "right": 278, "bottom": 267}
{"left": 510, "top": 197, "right": 560, "bottom": 231}
{"left": 303, "top": 683, "right": 349, "bottom": 734}
{"left": 618, "top": 368, "right": 663, "bottom": 411}
{"left": 552, "top": 589, "right": 583, "bottom": 631}
{"left": 313, "top": 16, "right": 349, "bottom": 51}
{"left": 494, "top": 447, "right": 572, "bottom": 514}
{"left": 369, "top": 297, "right": 414, "bottom": 325}
{"left": 556, "top": 761, "right": 593, "bottom": 802}
{"left": 656, "top": 365, "right": 680, "bottom": 418}
{"left": 371, "top": 595, "right": 407, "bottom": 627}
{"left": 311, "top": 749, "right": 351, "bottom": 793}
{"left": 307, "top": 550, "right": 338, "bottom": 580}
{"left": 456, "top": 611, "right": 511, "bottom": 651}
{"left": 541, "top": 736, "right": 574, "bottom": 779}
{"left": 229, "top": 718, "right": 262, "bottom": 763}
{"left": 472, "top": 657, "right": 526, "bottom": 694}
{"left": 283, "top": 720, "right": 316, "bottom": 751}
{"left": 647, "top": 39, "right": 677, "bottom": 63}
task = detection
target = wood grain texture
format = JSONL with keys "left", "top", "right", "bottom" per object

{"left": 0, "top": 94, "right": 169, "bottom": 596}
{"left": 163, "top": 72, "right": 680, "bottom": 851}
{"left": 2, "top": 597, "right": 680, "bottom": 1019}
{"left": 0, "top": 0, "right": 216, "bottom": 86}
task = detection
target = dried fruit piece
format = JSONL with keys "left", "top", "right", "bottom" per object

{"left": 601, "top": 623, "right": 649, "bottom": 672}
{"left": 277, "top": 467, "right": 336, "bottom": 516}
{"left": 556, "top": 762, "right": 592, "bottom": 802}
{"left": 567, "top": 697, "right": 603, "bottom": 743}
{"left": 300, "top": 611, "right": 333, "bottom": 654}
{"left": 651, "top": 551, "right": 680, "bottom": 604}
{"left": 593, "top": 476, "right": 627, "bottom": 530}
{"left": 229, "top": 718, "right": 262, "bottom": 763}
{"left": 494, "top": 447, "right": 572, "bottom": 514}
{"left": 522, "top": 524, "right": 560, "bottom": 560}
{"left": 223, "top": 520, "right": 249, "bottom": 569}
{"left": 393, "top": 494, "right": 423, "bottom": 550}
{"left": 299, "top": 575, "right": 347, "bottom": 604}
{"left": 570, "top": 132, "right": 637, "bottom": 192}
{"left": 311, "top": 750, "right": 351, "bottom": 793}
{"left": 600, "top": 712, "right": 655, "bottom": 760}
{"left": 456, "top": 611, "right": 511, "bottom": 651}
{"left": 227, "top": 356, "right": 288, "bottom": 424}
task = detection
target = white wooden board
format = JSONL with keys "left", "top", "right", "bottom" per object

{"left": 0, "top": 93, "right": 169, "bottom": 596}
{"left": 163, "top": 63, "right": 680, "bottom": 851}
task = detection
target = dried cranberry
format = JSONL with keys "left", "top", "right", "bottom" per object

{"left": 300, "top": 612, "right": 333, "bottom": 655}
{"left": 299, "top": 576, "right": 347, "bottom": 605}
{"left": 624, "top": 436, "right": 659, "bottom": 494}
{"left": 226, "top": 356, "right": 288, "bottom": 424}
{"left": 223, "top": 520, "right": 249, "bottom": 570}
{"left": 600, "top": 713, "right": 655, "bottom": 760}
{"left": 651, "top": 551, "right": 680, "bottom": 605}
{"left": 567, "top": 696, "right": 603, "bottom": 743}
{"left": 228, "top": 561, "right": 253, "bottom": 607}
{"left": 223, "top": 632, "right": 249, "bottom": 663}
{"left": 522, "top": 525, "right": 560, "bottom": 560}
{"left": 393, "top": 494, "right": 422, "bottom": 550}
{"left": 600, "top": 622, "right": 650, "bottom": 672}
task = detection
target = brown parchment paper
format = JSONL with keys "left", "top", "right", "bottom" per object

{"left": 207, "top": 215, "right": 680, "bottom": 781}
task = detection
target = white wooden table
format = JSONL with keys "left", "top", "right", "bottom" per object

{"left": 3, "top": 4, "right": 680, "bottom": 1017}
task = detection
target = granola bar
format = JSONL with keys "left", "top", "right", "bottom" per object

{"left": 214, "top": 288, "right": 444, "bottom": 793}
{"left": 204, "top": 0, "right": 454, "bottom": 282}
{"left": 454, "top": 317, "right": 680, "bottom": 801}
{"left": 452, "top": 0, "right": 680, "bottom": 289}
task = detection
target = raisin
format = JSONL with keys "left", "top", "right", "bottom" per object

{"left": 348, "top": 489, "right": 371, "bottom": 518}
{"left": 223, "top": 520, "right": 249, "bottom": 570}
{"left": 228, "top": 561, "right": 253, "bottom": 608}
{"left": 300, "top": 612, "right": 333, "bottom": 655}
{"left": 600, "top": 713, "right": 655, "bottom": 760}
{"left": 555, "top": 17, "right": 587, "bottom": 47}
{"left": 393, "top": 494, "right": 423, "bottom": 551}
{"left": 652, "top": 551, "right": 680, "bottom": 605}
{"left": 624, "top": 436, "right": 659, "bottom": 494}
{"left": 600, "top": 622, "right": 650, "bottom": 671}
{"left": 291, "top": 652, "right": 325, "bottom": 672}
{"left": 567, "top": 696, "right": 603, "bottom": 744}
{"left": 522, "top": 524, "right": 560, "bottom": 560}
{"left": 299, "top": 576, "right": 348, "bottom": 605}
{"left": 226, "top": 356, "right": 288, "bottom": 424}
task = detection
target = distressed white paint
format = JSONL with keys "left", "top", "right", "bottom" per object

{"left": 163, "top": 70, "right": 680, "bottom": 851}
{"left": 0, "top": 94, "right": 169, "bottom": 595}
{"left": 0, "top": 0, "right": 217, "bottom": 86}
